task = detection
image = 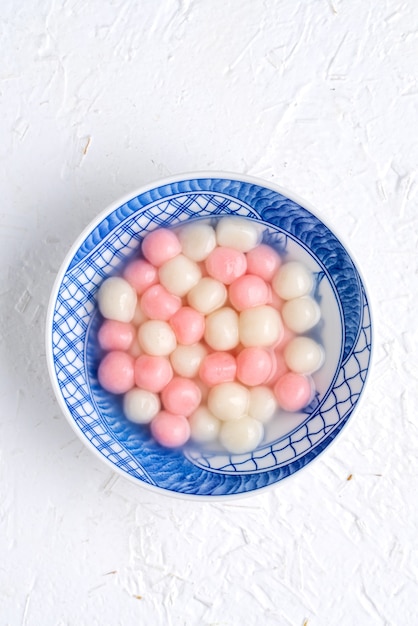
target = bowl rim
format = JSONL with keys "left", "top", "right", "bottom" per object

{"left": 45, "top": 171, "right": 374, "bottom": 500}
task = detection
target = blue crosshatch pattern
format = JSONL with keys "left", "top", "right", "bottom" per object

{"left": 50, "top": 177, "right": 372, "bottom": 497}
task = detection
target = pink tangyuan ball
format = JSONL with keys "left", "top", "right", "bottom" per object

{"left": 245, "top": 244, "right": 282, "bottom": 282}
{"left": 205, "top": 246, "right": 247, "bottom": 285}
{"left": 140, "top": 284, "right": 182, "bottom": 321}
{"left": 236, "top": 347, "right": 273, "bottom": 386}
{"left": 97, "top": 320, "right": 135, "bottom": 352}
{"left": 169, "top": 306, "right": 205, "bottom": 345}
{"left": 160, "top": 377, "right": 202, "bottom": 417}
{"left": 273, "top": 372, "right": 313, "bottom": 412}
{"left": 150, "top": 411, "right": 191, "bottom": 448}
{"left": 141, "top": 228, "right": 182, "bottom": 267}
{"left": 123, "top": 258, "right": 158, "bottom": 295}
{"left": 228, "top": 274, "right": 270, "bottom": 311}
{"left": 134, "top": 355, "right": 173, "bottom": 393}
{"left": 199, "top": 351, "right": 237, "bottom": 387}
{"left": 98, "top": 351, "right": 135, "bottom": 394}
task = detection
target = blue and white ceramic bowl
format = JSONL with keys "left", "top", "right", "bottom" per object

{"left": 46, "top": 173, "right": 372, "bottom": 499}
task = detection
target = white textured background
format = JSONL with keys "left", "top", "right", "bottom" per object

{"left": 1, "top": 1, "right": 417, "bottom": 625}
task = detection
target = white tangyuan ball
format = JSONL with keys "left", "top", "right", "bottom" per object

{"left": 281, "top": 296, "right": 321, "bottom": 333}
{"left": 219, "top": 417, "right": 264, "bottom": 454}
{"left": 207, "top": 382, "right": 250, "bottom": 421}
{"left": 159, "top": 254, "right": 201, "bottom": 297}
{"left": 187, "top": 277, "right": 227, "bottom": 314}
{"left": 272, "top": 261, "right": 313, "bottom": 300}
{"left": 216, "top": 217, "right": 262, "bottom": 252}
{"left": 204, "top": 307, "right": 240, "bottom": 351}
{"left": 248, "top": 386, "right": 278, "bottom": 423}
{"left": 97, "top": 277, "right": 137, "bottom": 322}
{"left": 123, "top": 388, "right": 160, "bottom": 424}
{"left": 239, "top": 305, "right": 283, "bottom": 348}
{"left": 189, "top": 406, "right": 221, "bottom": 443}
{"left": 169, "top": 343, "right": 207, "bottom": 378}
{"left": 284, "top": 336, "right": 324, "bottom": 375}
{"left": 137, "top": 320, "right": 177, "bottom": 356}
{"left": 178, "top": 222, "right": 217, "bottom": 261}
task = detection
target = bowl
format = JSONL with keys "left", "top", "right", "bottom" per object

{"left": 46, "top": 172, "right": 373, "bottom": 499}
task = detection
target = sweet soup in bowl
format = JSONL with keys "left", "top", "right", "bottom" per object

{"left": 47, "top": 174, "right": 372, "bottom": 498}
{"left": 95, "top": 216, "right": 325, "bottom": 455}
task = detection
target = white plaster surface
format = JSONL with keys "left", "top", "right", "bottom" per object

{"left": 1, "top": 1, "right": 417, "bottom": 624}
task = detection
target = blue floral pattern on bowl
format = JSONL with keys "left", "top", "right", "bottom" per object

{"left": 47, "top": 175, "right": 372, "bottom": 498}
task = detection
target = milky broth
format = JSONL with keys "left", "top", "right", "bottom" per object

{"left": 94, "top": 216, "right": 331, "bottom": 454}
